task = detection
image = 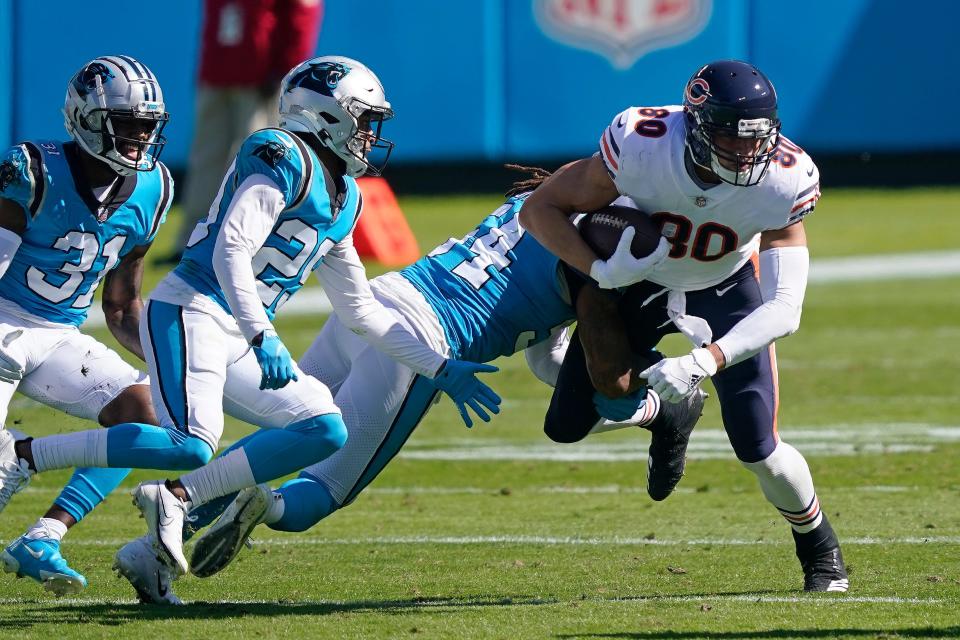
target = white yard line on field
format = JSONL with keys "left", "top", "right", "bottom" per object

{"left": 81, "top": 250, "right": 960, "bottom": 328}
{"left": 0, "top": 594, "right": 942, "bottom": 607}
{"left": 13, "top": 483, "right": 917, "bottom": 497}
{"left": 4, "top": 535, "right": 960, "bottom": 548}
{"left": 397, "top": 422, "right": 960, "bottom": 462}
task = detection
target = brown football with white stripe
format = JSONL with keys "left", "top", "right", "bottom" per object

{"left": 579, "top": 205, "right": 662, "bottom": 260}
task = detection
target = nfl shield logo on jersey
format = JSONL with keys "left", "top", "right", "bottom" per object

{"left": 534, "top": 0, "right": 712, "bottom": 69}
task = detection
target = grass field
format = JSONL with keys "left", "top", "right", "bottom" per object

{"left": 0, "top": 187, "right": 959, "bottom": 639}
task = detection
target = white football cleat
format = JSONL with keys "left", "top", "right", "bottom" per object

{"left": 190, "top": 484, "right": 271, "bottom": 578}
{"left": 132, "top": 481, "right": 190, "bottom": 576}
{"left": 0, "top": 429, "right": 32, "bottom": 514}
{"left": 114, "top": 535, "right": 182, "bottom": 605}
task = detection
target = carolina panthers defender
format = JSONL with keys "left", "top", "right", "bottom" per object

{"left": 517, "top": 60, "right": 846, "bottom": 592}
{"left": 0, "top": 56, "right": 499, "bottom": 597}
{"left": 108, "top": 174, "right": 706, "bottom": 595}
{"left": 0, "top": 56, "right": 172, "bottom": 596}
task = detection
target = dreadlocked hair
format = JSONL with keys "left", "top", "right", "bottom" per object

{"left": 504, "top": 164, "right": 553, "bottom": 198}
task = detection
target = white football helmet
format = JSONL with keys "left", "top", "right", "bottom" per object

{"left": 63, "top": 56, "right": 169, "bottom": 176}
{"left": 279, "top": 55, "right": 394, "bottom": 178}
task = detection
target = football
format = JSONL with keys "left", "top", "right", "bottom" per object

{"left": 579, "top": 205, "right": 662, "bottom": 260}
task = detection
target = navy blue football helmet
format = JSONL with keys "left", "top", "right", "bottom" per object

{"left": 682, "top": 60, "right": 781, "bottom": 187}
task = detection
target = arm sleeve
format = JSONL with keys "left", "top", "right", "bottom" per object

{"left": 523, "top": 325, "right": 571, "bottom": 387}
{"left": 212, "top": 174, "right": 287, "bottom": 342}
{"left": 315, "top": 235, "right": 446, "bottom": 378}
{"left": 713, "top": 246, "right": 809, "bottom": 367}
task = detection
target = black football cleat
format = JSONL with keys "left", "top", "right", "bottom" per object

{"left": 645, "top": 388, "right": 706, "bottom": 501}
{"left": 800, "top": 545, "right": 849, "bottom": 592}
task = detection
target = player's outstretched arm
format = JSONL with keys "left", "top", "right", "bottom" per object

{"left": 316, "top": 238, "right": 501, "bottom": 427}
{"left": 102, "top": 244, "right": 150, "bottom": 360}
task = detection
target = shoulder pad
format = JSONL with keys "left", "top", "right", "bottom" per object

{"left": 145, "top": 160, "right": 174, "bottom": 243}
{"left": 237, "top": 129, "right": 314, "bottom": 206}
{"left": 598, "top": 106, "right": 681, "bottom": 188}
{"left": 0, "top": 143, "right": 46, "bottom": 222}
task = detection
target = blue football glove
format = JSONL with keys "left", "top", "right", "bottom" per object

{"left": 252, "top": 330, "right": 299, "bottom": 390}
{"left": 433, "top": 360, "right": 502, "bottom": 428}
{"left": 593, "top": 388, "right": 647, "bottom": 422}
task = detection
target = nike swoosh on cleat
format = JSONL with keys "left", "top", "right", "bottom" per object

{"left": 22, "top": 544, "right": 44, "bottom": 560}
{"left": 715, "top": 284, "right": 737, "bottom": 297}
{"left": 158, "top": 497, "right": 176, "bottom": 528}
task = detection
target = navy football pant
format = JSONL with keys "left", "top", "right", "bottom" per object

{"left": 545, "top": 261, "right": 780, "bottom": 463}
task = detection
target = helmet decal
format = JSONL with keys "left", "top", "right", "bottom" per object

{"left": 287, "top": 61, "right": 351, "bottom": 97}
{"left": 685, "top": 77, "right": 710, "bottom": 105}
{"left": 72, "top": 62, "right": 115, "bottom": 97}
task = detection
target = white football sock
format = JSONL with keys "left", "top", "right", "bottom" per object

{"left": 742, "top": 440, "right": 823, "bottom": 533}
{"left": 31, "top": 430, "right": 109, "bottom": 473}
{"left": 178, "top": 448, "right": 256, "bottom": 508}
{"left": 25, "top": 517, "right": 68, "bottom": 542}
{"left": 263, "top": 491, "right": 285, "bottom": 525}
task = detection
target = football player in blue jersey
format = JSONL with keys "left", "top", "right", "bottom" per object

{"left": 0, "top": 56, "right": 172, "bottom": 596}
{"left": 160, "top": 170, "right": 702, "bottom": 588}
{"left": 0, "top": 56, "right": 499, "bottom": 601}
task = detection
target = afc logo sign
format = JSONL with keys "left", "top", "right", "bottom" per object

{"left": 535, "top": 0, "right": 711, "bottom": 69}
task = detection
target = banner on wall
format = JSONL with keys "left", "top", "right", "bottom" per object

{"left": 534, "top": 0, "right": 712, "bottom": 69}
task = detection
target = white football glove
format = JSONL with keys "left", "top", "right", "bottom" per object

{"left": 0, "top": 343, "right": 23, "bottom": 384}
{"left": 589, "top": 231, "right": 670, "bottom": 290}
{"left": 640, "top": 348, "right": 717, "bottom": 403}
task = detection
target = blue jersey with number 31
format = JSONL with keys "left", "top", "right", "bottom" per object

{"left": 176, "top": 128, "right": 360, "bottom": 319}
{"left": 0, "top": 140, "right": 172, "bottom": 326}
{"left": 401, "top": 194, "right": 574, "bottom": 363}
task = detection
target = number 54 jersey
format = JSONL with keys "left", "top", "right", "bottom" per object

{"left": 176, "top": 128, "right": 360, "bottom": 318}
{"left": 599, "top": 106, "right": 821, "bottom": 291}
{"left": 401, "top": 194, "right": 575, "bottom": 364}
{"left": 0, "top": 141, "right": 172, "bottom": 326}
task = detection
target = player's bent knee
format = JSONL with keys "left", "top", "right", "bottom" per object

{"left": 176, "top": 436, "right": 215, "bottom": 469}
{"left": 543, "top": 409, "right": 586, "bottom": 444}
{"left": 739, "top": 439, "right": 794, "bottom": 474}
{"left": 289, "top": 413, "right": 348, "bottom": 452}
{"left": 730, "top": 434, "right": 779, "bottom": 464}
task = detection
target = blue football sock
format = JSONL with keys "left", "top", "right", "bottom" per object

{"left": 244, "top": 414, "right": 347, "bottom": 484}
{"left": 53, "top": 467, "right": 131, "bottom": 523}
{"left": 270, "top": 474, "right": 338, "bottom": 532}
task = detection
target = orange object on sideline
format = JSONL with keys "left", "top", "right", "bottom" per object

{"left": 353, "top": 177, "right": 421, "bottom": 267}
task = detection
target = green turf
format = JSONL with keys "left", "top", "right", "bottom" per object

{"left": 0, "top": 187, "right": 958, "bottom": 639}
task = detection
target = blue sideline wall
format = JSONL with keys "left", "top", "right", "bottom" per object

{"left": 0, "top": 0, "right": 957, "bottom": 166}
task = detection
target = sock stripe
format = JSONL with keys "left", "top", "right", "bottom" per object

{"left": 779, "top": 496, "right": 820, "bottom": 526}
{"left": 778, "top": 494, "right": 818, "bottom": 517}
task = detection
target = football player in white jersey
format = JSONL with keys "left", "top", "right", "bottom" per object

{"left": 518, "top": 60, "right": 847, "bottom": 592}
